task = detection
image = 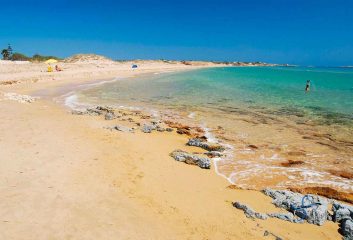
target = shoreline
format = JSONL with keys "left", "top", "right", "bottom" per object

{"left": 0, "top": 60, "right": 345, "bottom": 239}
{"left": 65, "top": 66, "right": 353, "bottom": 198}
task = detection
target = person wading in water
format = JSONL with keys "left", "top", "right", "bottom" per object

{"left": 305, "top": 80, "right": 311, "bottom": 92}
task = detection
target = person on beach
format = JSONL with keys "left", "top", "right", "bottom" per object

{"left": 55, "top": 65, "right": 63, "bottom": 71}
{"left": 305, "top": 80, "right": 310, "bottom": 92}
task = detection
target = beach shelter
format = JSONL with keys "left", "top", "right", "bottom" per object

{"left": 45, "top": 59, "right": 58, "bottom": 64}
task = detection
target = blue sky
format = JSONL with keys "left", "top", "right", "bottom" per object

{"left": 0, "top": 0, "right": 352, "bottom": 66}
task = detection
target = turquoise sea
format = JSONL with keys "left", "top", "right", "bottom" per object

{"left": 76, "top": 66, "right": 353, "bottom": 192}
{"left": 80, "top": 66, "right": 353, "bottom": 125}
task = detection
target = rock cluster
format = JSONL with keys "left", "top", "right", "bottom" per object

{"left": 263, "top": 189, "right": 328, "bottom": 226}
{"left": 170, "top": 150, "right": 211, "bottom": 169}
{"left": 164, "top": 120, "right": 204, "bottom": 138}
{"left": 105, "top": 125, "right": 134, "bottom": 133}
{"left": 141, "top": 124, "right": 154, "bottom": 133}
{"left": 233, "top": 188, "right": 353, "bottom": 239}
{"left": 333, "top": 202, "right": 353, "bottom": 239}
{"left": 3, "top": 92, "right": 38, "bottom": 103}
{"left": 187, "top": 138, "right": 225, "bottom": 152}
{"left": 72, "top": 106, "right": 114, "bottom": 116}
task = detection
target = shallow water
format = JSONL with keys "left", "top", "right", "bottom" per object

{"left": 74, "top": 67, "right": 353, "bottom": 192}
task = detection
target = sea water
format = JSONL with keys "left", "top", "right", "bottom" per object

{"left": 75, "top": 66, "right": 353, "bottom": 192}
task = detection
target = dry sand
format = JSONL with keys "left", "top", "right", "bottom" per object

{"left": 0, "top": 59, "right": 342, "bottom": 239}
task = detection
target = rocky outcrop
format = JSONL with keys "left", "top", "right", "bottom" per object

{"left": 340, "top": 219, "right": 353, "bottom": 240}
{"left": 333, "top": 202, "right": 353, "bottom": 222}
{"left": 170, "top": 150, "right": 211, "bottom": 169}
{"left": 187, "top": 138, "right": 225, "bottom": 152}
{"left": 233, "top": 189, "right": 353, "bottom": 239}
{"left": 71, "top": 106, "right": 114, "bottom": 116}
{"left": 233, "top": 202, "right": 303, "bottom": 223}
{"left": 263, "top": 189, "right": 328, "bottom": 226}
{"left": 332, "top": 202, "right": 353, "bottom": 239}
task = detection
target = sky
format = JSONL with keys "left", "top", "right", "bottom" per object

{"left": 0, "top": 0, "right": 352, "bottom": 66}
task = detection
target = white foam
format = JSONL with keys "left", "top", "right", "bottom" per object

{"left": 79, "top": 77, "right": 122, "bottom": 88}
{"left": 64, "top": 93, "right": 82, "bottom": 110}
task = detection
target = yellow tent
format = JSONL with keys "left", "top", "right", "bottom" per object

{"left": 45, "top": 59, "right": 58, "bottom": 64}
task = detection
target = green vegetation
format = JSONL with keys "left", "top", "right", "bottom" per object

{"left": 11, "top": 53, "right": 31, "bottom": 61}
{"left": 1, "top": 44, "right": 13, "bottom": 60}
{"left": 1, "top": 44, "right": 61, "bottom": 62}
{"left": 31, "top": 54, "right": 61, "bottom": 62}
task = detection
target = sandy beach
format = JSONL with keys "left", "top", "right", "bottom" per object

{"left": 0, "top": 57, "right": 344, "bottom": 239}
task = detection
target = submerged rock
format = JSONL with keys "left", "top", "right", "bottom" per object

{"left": 187, "top": 138, "right": 225, "bottom": 152}
{"left": 170, "top": 150, "right": 211, "bottom": 169}
{"left": 204, "top": 151, "right": 223, "bottom": 157}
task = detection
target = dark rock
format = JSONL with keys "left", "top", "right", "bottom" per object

{"left": 264, "top": 230, "right": 283, "bottom": 240}
{"left": 141, "top": 124, "right": 154, "bottom": 133}
{"left": 170, "top": 150, "right": 211, "bottom": 169}
{"left": 166, "top": 128, "right": 173, "bottom": 132}
{"left": 105, "top": 112, "right": 115, "bottom": 120}
{"left": 83, "top": 106, "right": 114, "bottom": 116}
{"left": 156, "top": 126, "right": 166, "bottom": 132}
{"left": 151, "top": 120, "right": 160, "bottom": 125}
{"left": 340, "top": 219, "right": 353, "bottom": 240}
{"left": 187, "top": 138, "right": 225, "bottom": 152}
{"left": 333, "top": 202, "right": 353, "bottom": 222}
{"left": 233, "top": 202, "right": 268, "bottom": 220}
{"left": 248, "top": 144, "right": 258, "bottom": 149}
{"left": 263, "top": 189, "right": 328, "bottom": 226}
{"left": 177, "top": 128, "right": 190, "bottom": 135}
